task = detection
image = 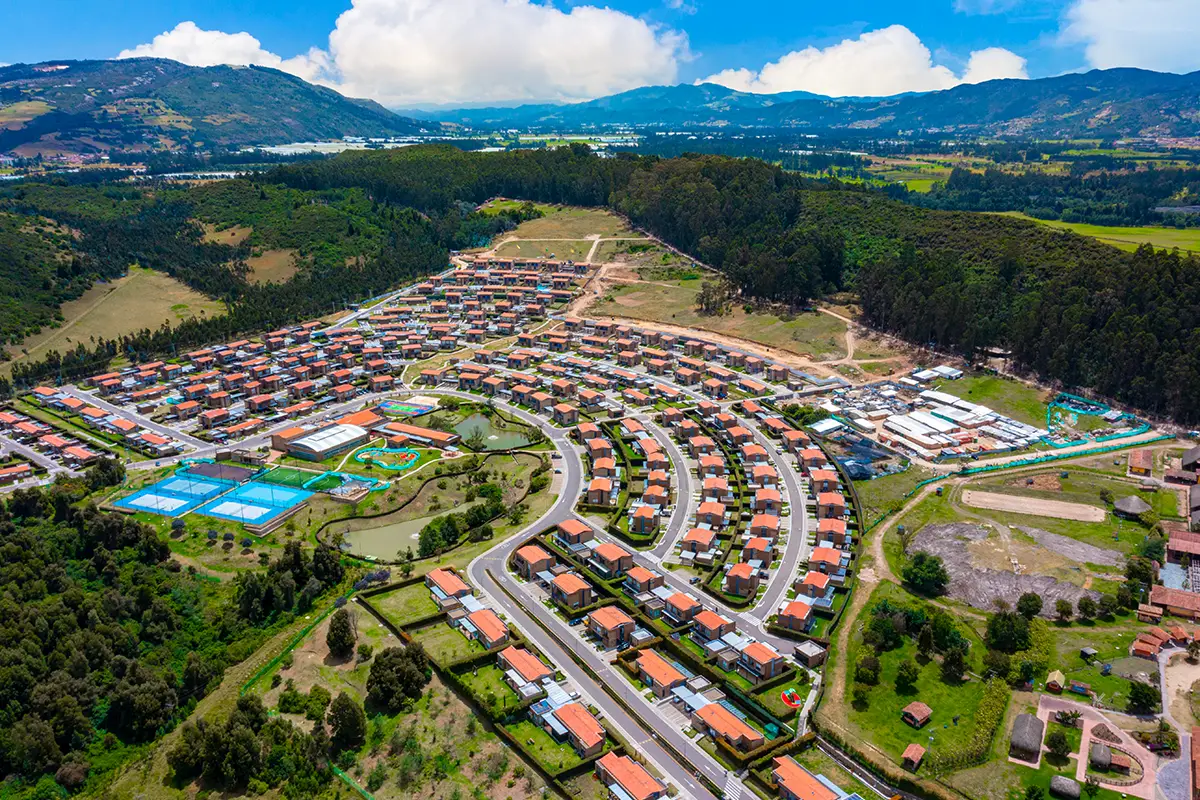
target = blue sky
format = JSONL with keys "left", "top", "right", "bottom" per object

{"left": 3, "top": 0, "right": 1198, "bottom": 106}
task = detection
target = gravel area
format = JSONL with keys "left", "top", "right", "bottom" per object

{"left": 1156, "top": 745, "right": 1190, "bottom": 800}
{"left": 1018, "top": 526, "right": 1124, "bottom": 567}
{"left": 911, "top": 522, "right": 1100, "bottom": 614}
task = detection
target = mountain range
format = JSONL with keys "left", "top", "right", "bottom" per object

{"left": 0, "top": 58, "right": 432, "bottom": 156}
{"left": 407, "top": 68, "right": 1200, "bottom": 139}
{"left": 5, "top": 59, "right": 1200, "bottom": 158}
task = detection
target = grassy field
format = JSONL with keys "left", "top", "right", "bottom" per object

{"left": 856, "top": 466, "right": 940, "bottom": 526}
{"left": 592, "top": 239, "right": 682, "bottom": 266}
{"left": 372, "top": 582, "right": 439, "bottom": 627}
{"left": 0, "top": 100, "right": 52, "bottom": 126}
{"left": 244, "top": 248, "right": 299, "bottom": 283}
{"left": 495, "top": 239, "right": 594, "bottom": 261}
{"left": 590, "top": 282, "right": 849, "bottom": 359}
{"left": 502, "top": 206, "right": 632, "bottom": 239}
{"left": 844, "top": 582, "right": 997, "bottom": 761}
{"left": 478, "top": 199, "right": 558, "bottom": 216}
{"left": 411, "top": 622, "right": 484, "bottom": 664}
{"left": 4, "top": 266, "right": 223, "bottom": 374}
{"left": 996, "top": 212, "right": 1200, "bottom": 254}
{"left": 502, "top": 719, "right": 587, "bottom": 773}
{"left": 975, "top": 468, "right": 1182, "bottom": 520}
{"left": 199, "top": 222, "right": 252, "bottom": 245}
{"left": 933, "top": 374, "right": 1051, "bottom": 428}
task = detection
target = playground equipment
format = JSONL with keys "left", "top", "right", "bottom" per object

{"left": 353, "top": 447, "right": 422, "bottom": 472}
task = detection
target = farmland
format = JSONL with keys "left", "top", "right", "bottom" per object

{"left": 994, "top": 212, "right": 1200, "bottom": 254}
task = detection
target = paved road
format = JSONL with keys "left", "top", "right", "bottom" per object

{"left": 58, "top": 386, "right": 209, "bottom": 450}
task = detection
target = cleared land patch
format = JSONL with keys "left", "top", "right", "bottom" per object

{"left": 961, "top": 490, "right": 1106, "bottom": 522}
{"left": 4, "top": 266, "right": 223, "bottom": 374}
{"left": 244, "top": 247, "right": 299, "bottom": 283}
{"left": 502, "top": 206, "right": 633, "bottom": 239}
{"left": 200, "top": 222, "right": 252, "bottom": 245}
{"left": 495, "top": 239, "right": 594, "bottom": 261}
{"left": 590, "top": 281, "right": 850, "bottom": 360}
{"left": 933, "top": 374, "right": 1050, "bottom": 428}
{"left": 0, "top": 100, "right": 52, "bottom": 128}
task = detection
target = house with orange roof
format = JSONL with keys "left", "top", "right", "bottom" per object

{"left": 777, "top": 600, "right": 814, "bottom": 633}
{"left": 637, "top": 650, "right": 687, "bottom": 698}
{"left": 498, "top": 646, "right": 553, "bottom": 691}
{"left": 702, "top": 476, "right": 734, "bottom": 503}
{"left": 680, "top": 527, "right": 718, "bottom": 556}
{"left": 725, "top": 563, "right": 760, "bottom": 597}
{"left": 738, "top": 641, "right": 785, "bottom": 684}
{"left": 590, "top": 542, "right": 634, "bottom": 578}
{"left": 692, "top": 703, "right": 764, "bottom": 752}
{"left": 816, "top": 492, "right": 846, "bottom": 519}
{"left": 630, "top": 505, "right": 659, "bottom": 534}
{"left": 514, "top": 544, "right": 554, "bottom": 580}
{"left": 587, "top": 477, "right": 616, "bottom": 506}
{"left": 809, "top": 547, "right": 847, "bottom": 578}
{"left": 550, "top": 573, "right": 595, "bottom": 609}
{"left": 426, "top": 567, "right": 472, "bottom": 600}
{"left": 624, "top": 566, "right": 664, "bottom": 595}
{"left": 465, "top": 608, "right": 509, "bottom": 649}
{"left": 664, "top": 592, "right": 700, "bottom": 627}
{"left": 817, "top": 518, "right": 850, "bottom": 546}
{"left": 587, "top": 606, "right": 636, "bottom": 649}
{"left": 795, "top": 570, "right": 832, "bottom": 599}
{"left": 742, "top": 537, "right": 774, "bottom": 567}
{"left": 557, "top": 519, "right": 594, "bottom": 547}
{"left": 696, "top": 501, "right": 727, "bottom": 528}
{"left": 552, "top": 403, "right": 579, "bottom": 426}
{"left": 693, "top": 610, "right": 735, "bottom": 643}
{"left": 595, "top": 752, "right": 667, "bottom": 800}
{"left": 754, "top": 487, "right": 782, "bottom": 514}
{"left": 771, "top": 756, "right": 840, "bottom": 800}
{"left": 799, "top": 448, "right": 827, "bottom": 469}
{"left": 749, "top": 514, "right": 781, "bottom": 541}
{"left": 592, "top": 457, "right": 618, "bottom": 478}
{"left": 698, "top": 455, "right": 726, "bottom": 477}
{"left": 548, "top": 702, "right": 606, "bottom": 757}
{"left": 0, "top": 463, "right": 32, "bottom": 484}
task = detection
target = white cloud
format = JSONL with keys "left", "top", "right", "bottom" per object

{"left": 117, "top": 1, "right": 687, "bottom": 106}
{"left": 1062, "top": 0, "right": 1200, "bottom": 73}
{"left": 116, "top": 21, "right": 328, "bottom": 83}
{"left": 954, "top": 0, "right": 1022, "bottom": 14}
{"left": 698, "top": 25, "right": 1026, "bottom": 97}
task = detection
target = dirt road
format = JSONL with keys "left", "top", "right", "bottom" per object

{"left": 961, "top": 490, "right": 1106, "bottom": 522}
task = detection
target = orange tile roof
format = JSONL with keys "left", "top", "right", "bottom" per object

{"left": 772, "top": 757, "right": 838, "bottom": 800}
{"left": 742, "top": 641, "right": 781, "bottom": 666}
{"left": 781, "top": 600, "right": 813, "bottom": 621}
{"left": 558, "top": 519, "right": 592, "bottom": 538}
{"left": 516, "top": 544, "right": 552, "bottom": 565}
{"left": 552, "top": 573, "right": 591, "bottom": 595}
{"left": 499, "top": 646, "right": 551, "bottom": 683}
{"left": 667, "top": 593, "right": 699, "bottom": 613}
{"left": 694, "top": 610, "right": 731, "bottom": 631}
{"left": 626, "top": 566, "right": 656, "bottom": 585}
{"left": 728, "top": 563, "right": 755, "bottom": 579}
{"left": 810, "top": 547, "right": 842, "bottom": 566}
{"left": 467, "top": 608, "right": 508, "bottom": 644}
{"left": 596, "top": 752, "right": 664, "bottom": 800}
{"left": 637, "top": 649, "right": 686, "bottom": 687}
{"left": 554, "top": 702, "right": 605, "bottom": 749}
{"left": 593, "top": 542, "right": 630, "bottom": 562}
{"left": 588, "top": 605, "right": 634, "bottom": 631}
{"left": 695, "top": 703, "right": 761, "bottom": 744}
{"left": 427, "top": 567, "right": 470, "bottom": 596}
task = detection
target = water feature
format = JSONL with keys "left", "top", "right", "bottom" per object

{"left": 342, "top": 501, "right": 484, "bottom": 558}
{"left": 453, "top": 413, "right": 530, "bottom": 450}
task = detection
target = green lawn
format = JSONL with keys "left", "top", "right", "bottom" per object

{"left": 503, "top": 719, "right": 587, "bottom": 773}
{"left": 857, "top": 465, "right": 940, "bottom": 527}
{"left": 371, "top": 582, "right": 439, "bottom": 627}
{"left": 457, "top": 663, "right": 521, "bottom": 711}
{"left": 931, "top": 374, "right": 1051, "bottom": 428}
{"left": 753, "top": 681, "right": 808, "bottom": 718}
{"left": 845, "top": 582, "right": 997, "bottom": 761}
{"left": 995, "top": 212, "right": 1200, "bottom": 255}
{"left": 411, "top": 622, "right": 483, "bottom": 665}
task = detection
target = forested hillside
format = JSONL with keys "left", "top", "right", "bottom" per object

{"left": 0, "top": 470, "right": 348, "bottom": 795}
{"left": 0, "top": 177, "right": 538, "bottom": 387}
{"left": 271, "top": 145, "right": 1200, "bottom": 422}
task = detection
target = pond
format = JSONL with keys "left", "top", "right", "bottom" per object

{"left": 453, "top": 412, "right": 530, "bottom": 451}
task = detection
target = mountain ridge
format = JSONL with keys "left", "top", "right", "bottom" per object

{"left": 406, "top": 68, "right": 1200, "bottom": 138}
{"left": 0, "top": 58, "right": 434, "bottom": 156}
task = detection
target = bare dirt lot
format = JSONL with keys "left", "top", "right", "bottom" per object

{"left": 1019, "top": 526, "right": 1124, "bottom": 568}
{"left": 911, "top": 522, "right": 1100, "bottom": 614}
{"left": 962, "top": 490, "right": 1106, "bottom": 522}
{"left": 1163, "top": 652, "right": 1200, "bottom": 729}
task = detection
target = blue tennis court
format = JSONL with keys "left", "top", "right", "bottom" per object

{"left": 113, "top": 474, "right": 234, "bottom": 517}
{"left": 195, "top": 481, "right": 312, "bottom": 526}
